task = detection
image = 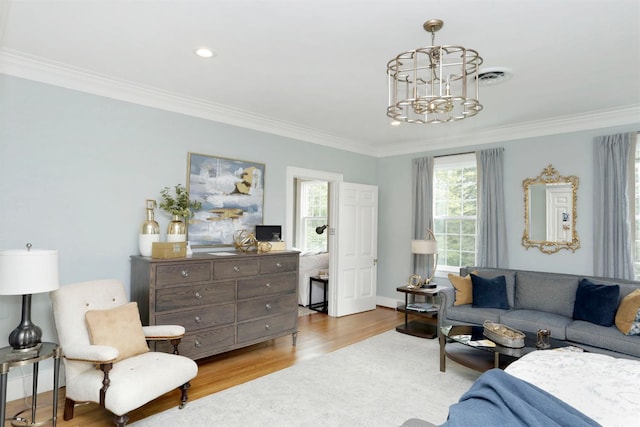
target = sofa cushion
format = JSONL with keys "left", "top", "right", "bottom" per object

{"left": 444, "top": 305, "right": 508, "bottom": 325}
{"left": 448, "top": 273, "right": 474, "bottom": 306}
{"left": 615, "top": 289, "right": 640, "bottom": 335}
{"left": 515, "top": 271, "right": 579, "bottom": 318}
{"left": 464, "top": 268, "right": 516, "bottom": 308}
{"left": 500, "top": 309, "right": 572, "bottom": 340}
{"left": 566, "top": 320, "right": 640, "bottom": 358}
{"left": 471, "top": 274, "right": 509, "bottom": 309}
{"left": 572, "top": 279, "right": 620, "bottom": 327}
{"left": 85, "top": 302, "right": 149, "bottom": 362}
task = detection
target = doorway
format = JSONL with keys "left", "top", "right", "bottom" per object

{"left": 285, "top": 167, "right": 342, "bottom": 316}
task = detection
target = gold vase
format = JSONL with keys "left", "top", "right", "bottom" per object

{"left": 139, "top": 200, "right": 160, "bottom": 256}
{"left": 167, "top": 214, "right": 186, "bottom": 242}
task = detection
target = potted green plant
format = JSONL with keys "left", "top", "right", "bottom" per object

{"left": 159, "top": 184, "right": 202, "bottom": 241}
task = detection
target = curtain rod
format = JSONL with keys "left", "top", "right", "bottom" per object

{"left": 434, "top": 151, "right": 475, "bottom": 158}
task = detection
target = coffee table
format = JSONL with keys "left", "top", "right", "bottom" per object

{"left": 439, "top": 324, "right": 564, "bottom": 372}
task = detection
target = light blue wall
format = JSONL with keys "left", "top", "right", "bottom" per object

{"left": 1, "top": 73, "right": 639, "bottom": 385}
{"left": 376, "top": 125, "right": 640, "bottom": 301}
{"left": 0, "top": 75, "right": 377, "bottom": 360}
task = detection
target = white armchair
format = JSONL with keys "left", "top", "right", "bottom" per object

{"left": 50, "top": 279, "right": 198, "bottom": 427}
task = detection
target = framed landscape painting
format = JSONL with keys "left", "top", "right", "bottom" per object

{"left": 186, "top": 152, "right": 265, "bottom": 247}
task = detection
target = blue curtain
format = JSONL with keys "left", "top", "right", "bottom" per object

{"left": 412, "top": 157, "right": 434, "bottom": 279}
{"left": 476, "top": 148, "right": 509, "bottom": 268}
{"left": 594, "top": 133, "right": 636, "bottom": 280}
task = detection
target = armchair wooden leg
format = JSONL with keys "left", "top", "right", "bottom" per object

{"left": 99, "top": 362, "right": 113, "bottom": 407}
{"left": 63, "top": 397, "right": 76, "bottom": 421}
{"left": 179, "top": 381, "right": 191, "bottom": 409}
{"left": 113, "top": 413, "right": 129, "bottom": 427}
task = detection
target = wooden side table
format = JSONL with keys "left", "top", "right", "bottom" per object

{"left": 395, "top": 285, "right": 444, "bottom": 339}
{"left": 309, "top": 276, "right": 329, "bottom": 313}
{"left": 0, "top": 342, "right": 62, "bottom": 426}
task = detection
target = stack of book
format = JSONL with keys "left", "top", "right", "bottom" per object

{"left": 405, "top": 302, "right": 438, "bottom": 313}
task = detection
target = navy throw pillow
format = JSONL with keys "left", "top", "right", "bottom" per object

{"left": 572, "top": 279, "right": 620, "bottom": 327}
{"left": 471, "top": 274, "right": 509, "bottom": 309}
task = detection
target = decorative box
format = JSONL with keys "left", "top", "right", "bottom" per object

{"left": 151, "top": 242, "right": 186, "bottom": 259}
{"left": 269, "top": 241, "right": 286, "bottom": 251}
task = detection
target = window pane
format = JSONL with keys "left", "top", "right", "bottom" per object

{"left": 300, "top": 181, "right": 328, "bottom": 252}
{"left": 434, "top": 156, "right": 478, "bottom": 271}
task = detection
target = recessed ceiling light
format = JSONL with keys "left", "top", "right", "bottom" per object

{"left": 194, "top": 47, "right": 216, "bottom": 58}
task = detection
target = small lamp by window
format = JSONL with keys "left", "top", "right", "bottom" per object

{"left": 411, "top": 229, "right": 438, "bottom": 288}
{"left": 0, "top": 243, "right": 59, "bottom": 352}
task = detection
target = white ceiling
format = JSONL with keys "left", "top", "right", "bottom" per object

{"left": 1, "top": 0, "right": 639, "bottom": 157}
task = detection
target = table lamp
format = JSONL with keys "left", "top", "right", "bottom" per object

{"left": 0, "top": 243, "right": 59, "bottom": 352}
{"left": 411, "top": 229, "right": 438, "bottom": 288}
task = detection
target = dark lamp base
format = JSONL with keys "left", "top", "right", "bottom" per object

{"left": 8, "top": 294, "right": 43, "bottom": 350}
{"left": 420, "top": 283, "right": 437, "bottom": 289}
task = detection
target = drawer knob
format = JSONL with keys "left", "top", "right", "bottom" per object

{"left": 181, "top": 270, "right": 189, "bottom": 278}
{"left": 194, "top": 316, "right": 201, "bottom": 323}
{"left": 195, "top": 291, "right": 202, "bottom": 300}
{"left": 276, "top": 262, "right": 282, "bottom": 268}
{"left": 195, "top": 340, "right": 202, "bottom": 348}
{"left": 265, "top": 303, "right": 272, "bottom": 310}
{"left": 265, "top": 283, "right": 271, "bottom": 289}
{"left": 233, "top": 266, "right": 240, "bottom": 272}
{"left": 265, "top": 324, "right": 271, "bottom": 330}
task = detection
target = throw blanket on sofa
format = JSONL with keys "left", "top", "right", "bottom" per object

{"left": 440, "top": 369, "right": 599, "bottom": 427}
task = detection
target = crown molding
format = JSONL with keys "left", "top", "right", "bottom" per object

{"left": 0, "top": 48, "right": 372, "bottom": 155}
{"left": 1, "top": 48, "right": 638, "bottom": 159}
{"left": 374, "top": 105, "right": 640, "bottom": 157}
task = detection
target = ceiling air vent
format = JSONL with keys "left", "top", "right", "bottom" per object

{"left": 476, "top": 67, "right": 512, "bottom": 86}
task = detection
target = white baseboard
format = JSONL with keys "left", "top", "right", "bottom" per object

{"left": 376, "top": 295, "right": 399, "bottom": 309}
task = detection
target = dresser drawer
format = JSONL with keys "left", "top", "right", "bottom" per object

{"left": 155, "top": 281, "right": 235, "bottom": 312}
{"left": 155, "top": 303, "right": 235, "bottom": 332}
{"left": 156, "top": 326, "right": 235, "bottom": 359}
{"left": 155, "top": 262, "right": 211, "bottom": 286}
{"left": 259, "top": 255, "right": 298, "bottom": 274}
{"left": 213, "top": 258, "right": 260, "bottom": 280}
{"left": 237, "top": 293, "right": 297, "bottom": 322}
{"left": 237, "top": 272, "right": 297, "bottom": 299}
{"left": 237, "top": 311, "right": 296, "bottom": 344}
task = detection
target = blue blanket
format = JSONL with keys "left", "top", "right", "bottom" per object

{"left": 439, "top": 369, "right": 600, "bottom": 427}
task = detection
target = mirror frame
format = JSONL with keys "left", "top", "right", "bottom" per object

{"left": 522, "top": 164, "right": 580, "bottom": 254}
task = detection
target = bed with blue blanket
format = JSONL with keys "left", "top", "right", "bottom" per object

{"left": 403, "top": 350, "right": 640, "bottom": 427}
{"left": 440, "top": 369, "right": 598, "bottom": 427}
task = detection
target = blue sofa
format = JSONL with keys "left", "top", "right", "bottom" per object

{"left": 438, "top": 267, "right": 640, "bottom": 359}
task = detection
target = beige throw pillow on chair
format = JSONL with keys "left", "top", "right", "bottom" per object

{"left": 85, "top": 302, "right": 149, "bottom": 362}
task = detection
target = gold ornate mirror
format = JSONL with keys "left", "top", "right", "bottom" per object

{"left": 522, "top": 165, "right": 580, "bottom": 254}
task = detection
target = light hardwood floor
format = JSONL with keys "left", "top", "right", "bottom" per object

{"left": 4, "top": 307, "right": 405, "bottom": 427}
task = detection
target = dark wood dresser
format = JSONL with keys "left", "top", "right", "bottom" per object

{"left": 130, "top": 250, "right": 299, "bottom": 360}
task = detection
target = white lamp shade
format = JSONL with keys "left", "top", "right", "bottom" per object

{"left": 411, "top": 239, "right": 438, "bottom": 255}
{"left": 0, "top": 249, "right": 59, "bottom": 295}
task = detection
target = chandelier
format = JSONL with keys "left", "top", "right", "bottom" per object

{"left": 387, "top": 19, "right": 483, "bottom": 124}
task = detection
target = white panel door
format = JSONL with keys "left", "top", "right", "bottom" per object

{"left": 334, "top": 182, "right": 378, "bottom": 317}
{"left": 545, "top": 187, "right": 572, "bottom": 242}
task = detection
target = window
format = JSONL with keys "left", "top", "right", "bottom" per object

{"left": 297, "top": 180, "right": 328, "bottom": 252}
{"left": 433, "top": 154, "right": 477, "bottom": 272}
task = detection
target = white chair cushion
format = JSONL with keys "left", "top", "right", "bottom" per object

{"left": 65, "top": 351, "right": 198, "bottom": 416}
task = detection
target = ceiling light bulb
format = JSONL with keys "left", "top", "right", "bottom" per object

{"left": 391, "top": 120, "right": 401, "bottom": 126}
{"left": 195, "top": 47, "right": 215, "bottom": 58}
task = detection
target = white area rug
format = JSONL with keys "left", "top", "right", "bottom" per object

{"left": 131, "top": 330, "right": 479, "bottom": 427}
